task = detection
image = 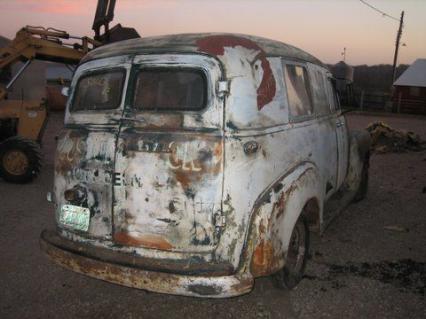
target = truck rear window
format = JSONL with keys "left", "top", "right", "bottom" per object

{"left": 133, "top": 68, "right": 207, "bottom": 111}
{"left": 71, "top": 70, "right": 125, "bottom": 111}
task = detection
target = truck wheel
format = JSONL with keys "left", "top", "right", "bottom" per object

{"left": 272, "top": 215, "right": 309, "bottom": 289}
{"left": 0, "top": 136, "right": 42, "bottom": 183}
{"left": 353, "top": 152, "right": 369, "bottom": 202}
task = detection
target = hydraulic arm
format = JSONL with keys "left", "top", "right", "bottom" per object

{"left": 0, "top": 26, "right": 99, "bottom": 100}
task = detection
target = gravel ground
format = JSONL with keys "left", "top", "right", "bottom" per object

{"left": 0, "top": 112, "right": 425, "bottom": 319}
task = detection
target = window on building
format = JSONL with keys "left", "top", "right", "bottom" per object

{"left": 410, "top": 86, "right": 420, "bottom": 97}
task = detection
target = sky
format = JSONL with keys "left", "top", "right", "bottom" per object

{"left": 0, "top": 0, "right": 425, "bottom": 66}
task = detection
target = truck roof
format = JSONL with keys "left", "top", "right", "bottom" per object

{"left": 82, "top": 33, "right": 324, "bottom": 66}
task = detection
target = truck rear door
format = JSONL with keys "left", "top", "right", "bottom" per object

{"left": 112, "top": 54, "right": 225, "bottom": 253}
{"left": 55, "top": 56, "right": 131, "bottom": 239}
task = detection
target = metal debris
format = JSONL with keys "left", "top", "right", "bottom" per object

{"left": 383, "top": 225, "right": 409, "bottom": 233}
{"left": 366, "top": 121, "right": 426, "bottom": 153}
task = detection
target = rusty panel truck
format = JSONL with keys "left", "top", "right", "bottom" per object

{"left": 40, "top": 33, "right": 370, "bottom": 297}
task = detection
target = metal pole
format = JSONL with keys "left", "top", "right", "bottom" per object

{"left": 5, "top": 59, "right": 32, "bottom": 90}
{"left": 391, "top": 11, "right": 404, "bottom": 85}
{"left": 397, "top": 92, "right": 402, "bottom": 113}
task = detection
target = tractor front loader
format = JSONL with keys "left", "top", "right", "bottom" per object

{"left": 0, "top": 26, "right": 96, "bottom": 183}
{"left": 0, "top": 0, "right": 139, "bottom": 183}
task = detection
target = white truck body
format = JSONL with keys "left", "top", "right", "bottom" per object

{"left": 41, "top": 33, "right": 370, "bottom": 297}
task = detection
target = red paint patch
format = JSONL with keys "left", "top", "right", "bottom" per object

{"left": 197, "top": 35, "right": 276, "bottom": 110}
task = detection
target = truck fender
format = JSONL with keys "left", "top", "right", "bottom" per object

{"left": 242, "top": 161, "right": 323, "bottom": 277}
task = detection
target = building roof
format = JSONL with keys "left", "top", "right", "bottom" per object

{"left": 81, "top": 33, "right": 324, "bottom": 66}
{"left": 394, "top": 59, "right": 426, "bottom": 87}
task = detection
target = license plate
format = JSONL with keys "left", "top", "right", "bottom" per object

{"left": 59, "top": 204, "right": 90, "bottom": 232}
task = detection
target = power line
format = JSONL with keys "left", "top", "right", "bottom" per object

{"left": 359, "top": 0, "right": 400, "bottom": 22}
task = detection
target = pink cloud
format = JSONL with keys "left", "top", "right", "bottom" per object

{"left": 0, "top": 0, "right": 93, "bottom": 15}
{"left": 0, "top": 0, "right": 177, "bottom": 15}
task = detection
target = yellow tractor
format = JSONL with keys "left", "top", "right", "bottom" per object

{"left": 0, "top": 0, "right": 139, "bottom": 183}
{"left": 0, "top": 26, "right": 95, "bottom": 183}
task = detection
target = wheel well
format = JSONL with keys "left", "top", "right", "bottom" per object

{"left": 0, "top": 118, "right": 18, "bottom": 142}
{"left": 302, "top": 198, "right": 320, "bottom": 233}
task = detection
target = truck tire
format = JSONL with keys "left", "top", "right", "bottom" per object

{"left": 271, "top": 215, "right": 310, "bottom": 289}
{"left": 0, "top": 136, "right": 42, "bottom": 183}
{"left": 353, "top": 152, "right": 370, "bottom": 202}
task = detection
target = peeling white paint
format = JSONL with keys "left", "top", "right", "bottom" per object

{"left": 46, "top": 33, "right": 370, "bottom": 297}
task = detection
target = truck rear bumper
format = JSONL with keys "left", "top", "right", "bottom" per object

{"left": 40, "top": 230, "right": 253, "bottom": 298}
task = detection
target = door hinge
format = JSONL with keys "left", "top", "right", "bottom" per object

{"left": 214, "top": 211, "right": 226, "bottom": 228}
{"left": 213, "top": 211, "right": 226, "bottom": 242}
{"left": 217, "top": 80, "right": 229, "bottom": 98}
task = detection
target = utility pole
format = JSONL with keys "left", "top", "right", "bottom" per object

{"left": 391, "top": 11, "right": 404, "bottom": 84}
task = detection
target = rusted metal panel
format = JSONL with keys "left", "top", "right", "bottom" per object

{"left": 40, "top": 230, "right": 253, "bottom": 298}
{"left": 113, "top": 132, "right": 224, "bottom": 252}
{"left": 54, "top": 55, "right": 132, "bottom": 239}
{"left": 81, "top": 33, "right": 324, "bottom": 67}
{"left": 54, "top": 128, "right": 116, "bottom": 238}
{"left": 43, "top": 33, "right": 369, "bottom": 298}
{"left": 42, "top": 230, "right": 234, "bottom": 276}
{"left": 111, "top": 54, "right": 225, "bottom": 253}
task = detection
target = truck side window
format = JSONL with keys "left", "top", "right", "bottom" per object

{"left": 284, "top": 64, "right": 313, "bottom": 118}
{"left": 310, "top": 70, "right": 329, "bottom": 115}
{"left": 326, "top": 77, "right": 340, "bottom": 112}
{"left": 72, "top": 70, "right": 125, "bottom": 111}
{"left": 133, "top": 68, "right": 207, "bottom": 111}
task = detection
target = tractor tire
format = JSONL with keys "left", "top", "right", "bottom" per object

{"left": 0, "top": 136, "right": 42, "bottom": 183}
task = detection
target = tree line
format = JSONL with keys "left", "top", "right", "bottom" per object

{"left": 328, "top": 63, "right": 409, "bottom": 93}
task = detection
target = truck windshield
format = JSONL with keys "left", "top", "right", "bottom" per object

{"left": 71, "top": 69, "right": 125, "bottom": 111}
{"left": 133, "top": 68, "right": 207, "bottom": 111}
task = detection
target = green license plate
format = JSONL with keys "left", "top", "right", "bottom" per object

{"left": 59, "top": 204, "right": 90, "bottom": 232}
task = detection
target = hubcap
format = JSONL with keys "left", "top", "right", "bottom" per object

{"left": 2, "top": 150, "right": 29, "bottom": 176}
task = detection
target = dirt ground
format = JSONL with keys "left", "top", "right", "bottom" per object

{"left": 0, "top": 112, "right": 425, "bottom": 319}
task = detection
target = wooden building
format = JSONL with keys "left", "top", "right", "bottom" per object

{"left": 393, "top": 59, "right": 426, "bottom": 114}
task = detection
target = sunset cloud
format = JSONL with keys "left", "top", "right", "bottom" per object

{"left": 0, "top": 0, "right": 178, "bottom": 15}
{"left": 0, "top": 0, "right": 90, "bottom": 15}
{"left": 0, "top": 0, "right": 424, "bottom": 65}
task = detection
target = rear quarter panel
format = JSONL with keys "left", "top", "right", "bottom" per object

{"left": 218, "top": 118, "right": 333, "bottom": 270}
